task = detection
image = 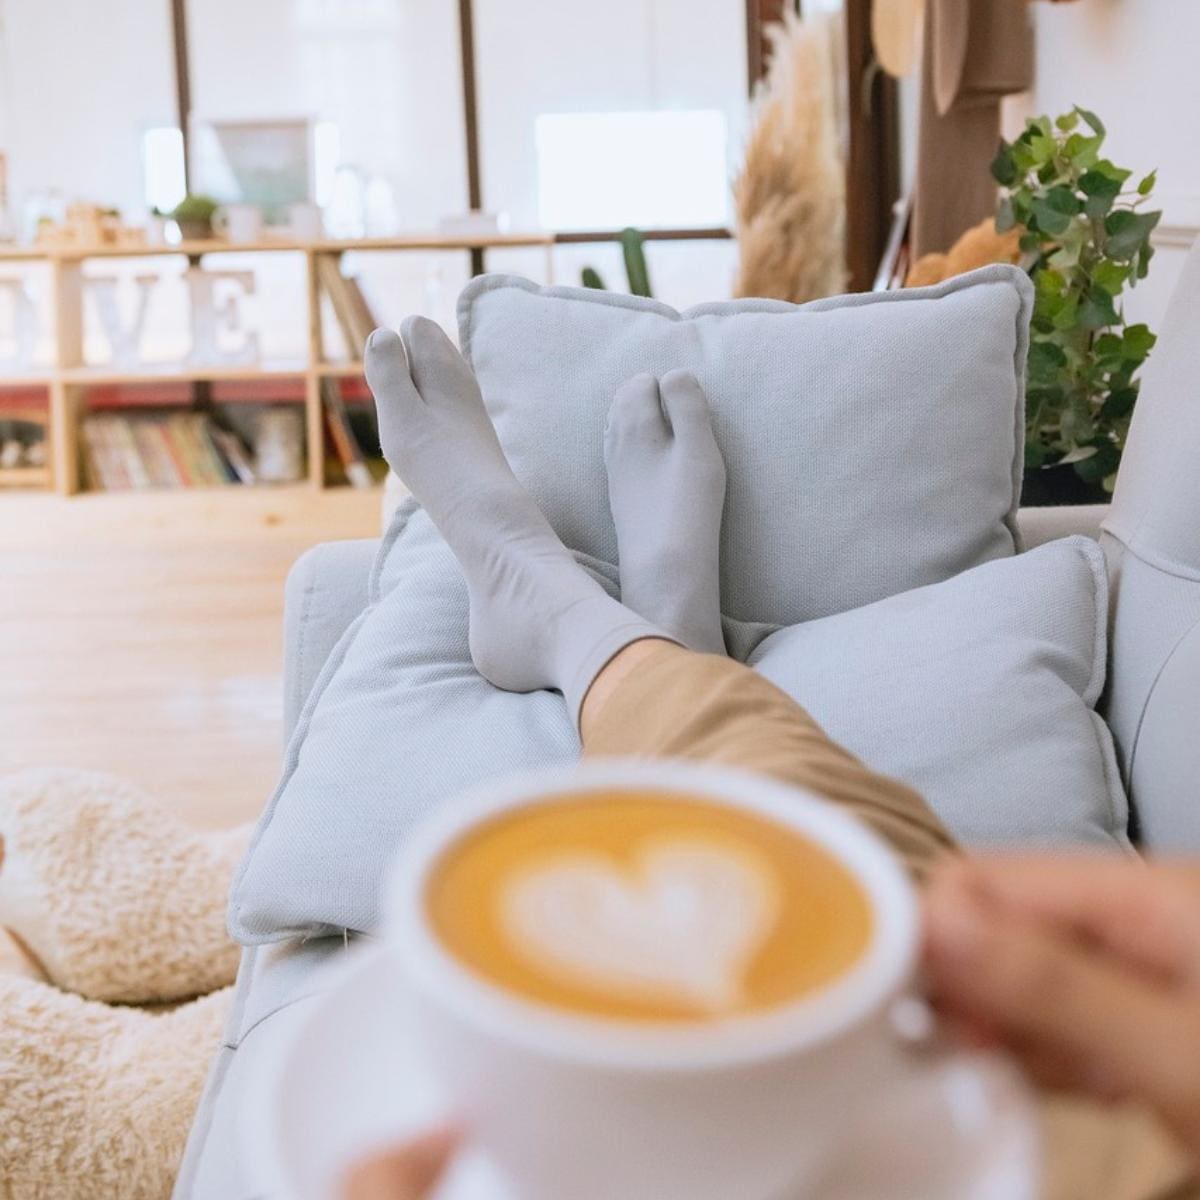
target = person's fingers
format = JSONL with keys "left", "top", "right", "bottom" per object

{"left": 924, "top": 888, "right": 1200, "bottom": 1144}
{"left": 928, "top": 855, "right": 1200, "bottom": 986}
{"left": 342, "top": 1128, "right": 459, "bottom": 1200}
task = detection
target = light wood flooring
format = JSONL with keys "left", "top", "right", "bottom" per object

{"left": 0, "top": 486, "right": 385, "bottom": 976}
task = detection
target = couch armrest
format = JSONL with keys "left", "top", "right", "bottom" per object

{"left": 1016, "top": 503, "right": 1109, "bottom": 549}
{"left": 282, "top": 538, "right": 381, "bottom": 744}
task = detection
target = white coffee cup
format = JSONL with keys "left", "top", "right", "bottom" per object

{"left": 384, "top": 760, "right": 1036, "bottom": 1200}
{"left": 215, "top": 202, "right": 264, "bottom": 244}
{"left": 288, "top": 201, "right": 324, "bottom": 241}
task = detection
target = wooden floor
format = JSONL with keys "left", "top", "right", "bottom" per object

{"left": 0, "top": 485, "right": 385, "bottom": 975}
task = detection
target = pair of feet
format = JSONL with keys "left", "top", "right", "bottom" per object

{"left": 365, "top": 319, "right": 727, "bottom": 722}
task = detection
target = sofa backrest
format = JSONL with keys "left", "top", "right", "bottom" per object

{"left": 1101, "top": 237, "right": 1200, "bottom": 850}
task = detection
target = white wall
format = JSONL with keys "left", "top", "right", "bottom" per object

{"left": 1006, "top": 0, "right": 1200, "bottom": 328}
{"left": 472, "top": 0, "right": 744, "bottom": 304}
{"left": 0, "top": 0, "right": 176, "bottom": 223}
{"left": 0, "top": 0, "right": 746, "bottom": 366}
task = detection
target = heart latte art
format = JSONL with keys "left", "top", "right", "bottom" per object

{"left": 426, "top": 790, "right": 873, "bottom": 1023}
{"left": 503, "top": 840, "right": 779, "bottom": 1013}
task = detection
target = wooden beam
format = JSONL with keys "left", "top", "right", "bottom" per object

{"left": 745, "top": 0, "right": 792, "bottom": 94}
{"left": 169, "top": 0, "right": 192, "bottom": 189}
{"left": 457, "top": 0, "right": 486, "bottom": 276}
{"left": 843, "top": 0, "right": 900, "bottom": 291}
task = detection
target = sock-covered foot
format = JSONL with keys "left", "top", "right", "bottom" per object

{"left": 366, "top": 318, "right": 667, "bottom": 723}
{"left": 0, "top": 768, "right": 245, "bottom": 1004}
{"left": 604, "top": 370, "right": 727, "bottom": 653}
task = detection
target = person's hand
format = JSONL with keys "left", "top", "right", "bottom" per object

{"left": 342, "top": 1128, "right": 458, "bottom": 1200}
{"left": 923, "top": 854, "right": 1200, "bottom": 1158}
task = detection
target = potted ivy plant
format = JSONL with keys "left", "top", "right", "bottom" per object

{"left": 170, "top": 194, "right": 219, "bottom": 241}
{"left": 992, "top": 107, "right": 1161, "bottom": 504}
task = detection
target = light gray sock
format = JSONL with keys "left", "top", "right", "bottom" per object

{"left": 604, "top": 370, "right": 727, "bottom": 654}
{"left": 366, "top": 317, "right": 667, "bottom": 724}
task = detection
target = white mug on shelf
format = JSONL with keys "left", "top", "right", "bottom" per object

{"left": 287, "top": 202, "right": 324, "bottom": 242}
{"left": 214, "top": 203, "right": 264, "bottom": 244}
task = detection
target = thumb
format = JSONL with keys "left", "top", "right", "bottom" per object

{"left": 926, "top": 893, "right": 1200, "bottom": 1132}
{"left": 342, "top": 1128, "right": 459, "bottom": 1200}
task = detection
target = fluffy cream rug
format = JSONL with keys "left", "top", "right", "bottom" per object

{"left": 0, "top": 768, "right": 247, "bottom": 1200}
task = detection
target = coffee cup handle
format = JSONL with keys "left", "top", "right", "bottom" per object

{"left": 817, "top": 995, "right": 1039, "bottom": 1199}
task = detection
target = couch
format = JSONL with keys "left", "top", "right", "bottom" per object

{"left": 173, "top": 239, "right": 1200, "bottom": 1198}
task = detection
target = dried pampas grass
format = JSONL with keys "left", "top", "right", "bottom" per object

{"left": 733, "top": 11, "right": 847, "bottom": 303}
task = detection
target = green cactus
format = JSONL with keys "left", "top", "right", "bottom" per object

{"left": 620, "top": 226, "right": 653, "bottom": 297}
{"left": 578, "top": 227, "right": 653, "bottom": 297}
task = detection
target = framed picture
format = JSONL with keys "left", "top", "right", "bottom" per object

{"left": 190, "top": 117, "right": 314, "bottom": 225}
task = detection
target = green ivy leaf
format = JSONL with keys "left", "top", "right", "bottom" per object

{"left": 1105, "top": 209, "right": 1162, "bottom": 259}
{"left": 1074, "top": 440, "right": 1120, "bottom": 484}
{"left": 1137, "top": 169, "right": 1157, "bottom": 196}
{"left": 1035, "top": 267, "right": 1066, "bottom": 295}
{"left": 1122, "top": 323, "right": 1157, "bottom": 358}
{"left": 991, "top": 142, "right": 1018, "bottom": 187}
{"left": 1091, "top": 159, "right": 1132, "bottom": 185}
{"left": 1100, "top": 386, "right": 1138, "bottom": 420}
{"left": 1092, "top": 260, "right": 1129, "bottom": 293}
{"left": 1012, "top": 140, "right": 1037, "bottom": 174}
{"left": 1136, "top": 241, "right": 1154, "bottom": 280}
{"left": 1079, "top": 286, "right": 1119, "bottom": 329}
{"left": 1074, "top": 105, "right": 1107, "bottom": 137}
{"left": 1025, "top": 440, "right": 1051, "bottom": 469}
{"left": 1031, "top": 186, "right": 1080, "bottom": 235}
{"left": 1093, "top": 332, "right": 1124, "bottom": 360}
{"left": 1056, "top": 111, "right": 1080, "bottom": 133}
{"left": 1063, "top": 132, "right": 1102, "bottom": 169}
{"left": 1028, "top": 341, "right": 1068, "bottom": 385}
{"left": 1037, "top": 161, "right": 1060, "bottom": 186}
{"left": 1052, "top": 295, "right": 1080, "bottom": 331}
{"left": 1029, "top": 134, "right": 1058, "bottom": 169}
{"left": 1080, "top": 168, "right": 1121, "bottom": 198}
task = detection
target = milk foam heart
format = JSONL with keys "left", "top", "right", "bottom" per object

{"left": 501, "top": 839, "right": 780, "bottom": 1013}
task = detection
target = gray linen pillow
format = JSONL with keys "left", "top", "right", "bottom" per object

{"left": 229, "top": 521, "right": 1128, "bottom": 943}
{"left": 457, "top": 265, "right": 1033, "bottom": 625}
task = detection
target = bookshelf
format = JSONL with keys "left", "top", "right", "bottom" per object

{"left": 0, "top": 232, "right": 556, "bottom": 495}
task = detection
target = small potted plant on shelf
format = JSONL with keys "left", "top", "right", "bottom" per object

{"left": 992, "top": 106, "right": 1161, "bottom": 504}
{"left": 170, "top": 194, "right": 220, "bottom": 241}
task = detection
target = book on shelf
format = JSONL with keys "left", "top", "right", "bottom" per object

{"left": 320, "top": 378, "right": 373, "bottom": 488}
{"left": 342, "top": 276, "right": 379, "bottom": 347}
{"left": 317, "top": 256, "right": 379, "bottom": 360}
{"left": 79, "top": 410, "right": 260, "bottom": 491}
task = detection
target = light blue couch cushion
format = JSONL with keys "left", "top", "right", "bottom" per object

{"left": 457, "top": 266, "right": 1032, "bottom": 625}
{"left": 230, "top": 509, "right": 1128, "bottom": 942}
{"left": 229, "top": 265, "right": 1135, "bottom": 942}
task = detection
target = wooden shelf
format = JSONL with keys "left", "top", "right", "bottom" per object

{"left": 0, "top": 226, "right": 724, "bottom": 497}
{"left": 0, "top": 466, "right": 51, "bottom": 488}
{"left": 313, "top": 361, "right": 364, "bottom": 378}
{"left": 58, "top": 360, "right": 308, "bottom": 386}
{"left": 0, "top": 372, "right": 54, "bottom": 386}
{"left": 0, "top": 231, "right": 555, "bottom": 262}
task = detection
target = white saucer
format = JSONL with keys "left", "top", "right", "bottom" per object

{"left": 245, "top": 943, "right": 1039, "bottom": 1200}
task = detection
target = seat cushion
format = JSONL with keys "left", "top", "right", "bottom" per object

{"left": 749, "top": 536, "right": 1127, "bottom": 850}
{"left": 456, "top": 265, "right": 1032, "bottom": 625}
{"left": 173, "top": 939, "right": 349, "bottom": 1200}
{"left": 229, "top": 508, "right": 1128, "bottom": 943}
